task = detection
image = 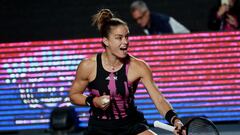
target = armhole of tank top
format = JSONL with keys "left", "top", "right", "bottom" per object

{"left": 125, "top": 61, "right": 130, "bottom": 86}
{"left": 89, "top": 53, "right": 101, "bottom": 84}
{"left": 95, "top": 53, "right": 102, "bottom": 79}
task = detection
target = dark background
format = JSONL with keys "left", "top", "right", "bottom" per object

{"left": 0, "top": 0, "right": 223, "bottom": 43}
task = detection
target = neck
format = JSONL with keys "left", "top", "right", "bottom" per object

{"left": 103, "top": 52, "right": 123, "bottom": 71}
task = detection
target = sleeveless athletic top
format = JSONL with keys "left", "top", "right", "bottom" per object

{"left": 87, "top": 53, "right": 139, "bottom": 120}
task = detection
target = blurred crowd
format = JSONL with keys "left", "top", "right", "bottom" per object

{"left": 129, "top": 0, "right": 239, "bottom": 35}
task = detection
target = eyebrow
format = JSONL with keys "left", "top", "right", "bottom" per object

{"left": 114, "top": 33, "right": 130, "bottom": 37}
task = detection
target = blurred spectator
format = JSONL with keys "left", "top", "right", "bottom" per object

{"left": 130, "top": 0, "right": 190, "bottom": 35}
{"left": 208, "top": 0, "right": 240, "bottom": 31}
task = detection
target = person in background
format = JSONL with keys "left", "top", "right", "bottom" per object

{"left": 69, "top": 8, "right": 185, "bottom": 135}
{"left": 208, "top": 0, "right": 239, "bottom": 31}
{"left": 130, "top": 0, "right": 190, "bottom": 35}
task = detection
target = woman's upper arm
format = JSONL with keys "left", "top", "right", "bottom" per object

{"left": 138, "top": 60, "right": 172, "bottom": 116}
{"left": 69, "top": 59, "right": 93, "bottom": 96}
{"left": 138, "top": 61, "right": 159, "bottom": 94}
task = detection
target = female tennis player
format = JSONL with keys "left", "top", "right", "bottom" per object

{"left": 69, "top": 8, "right": 185, "bottom": 135}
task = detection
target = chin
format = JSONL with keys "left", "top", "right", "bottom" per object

{"left": 118, "top": 53, "right": 128, "bottom": 59}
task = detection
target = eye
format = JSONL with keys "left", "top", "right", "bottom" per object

{"left": 116, "top": 36, "right": 122, "bottom": 40}
{"left": 125, "top": 36, "right": 129, "bottom": 40}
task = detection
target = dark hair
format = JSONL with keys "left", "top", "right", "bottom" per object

{"left": 92, "top": 9, "right": 127, "bottom": 46}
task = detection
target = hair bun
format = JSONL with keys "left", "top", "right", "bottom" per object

{"left": 92, "top": 9, "right": 114, "bottom": 31}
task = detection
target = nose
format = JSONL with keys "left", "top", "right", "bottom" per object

{"left": 122, "top": 37, "right": 129, "bottom": 44}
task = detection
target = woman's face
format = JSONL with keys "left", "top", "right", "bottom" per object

{"left": 104, "top": 25, "right": 129, "bottom": 58}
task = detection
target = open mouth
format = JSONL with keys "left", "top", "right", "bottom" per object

{"left": 120, "top": 47, "right": 127, "bottom": 50}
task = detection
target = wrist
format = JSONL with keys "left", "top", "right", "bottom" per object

{"left": 85, "top": 95, "right": 95, "bottom": 107}
{"left": 165, "top": 109, "right": 178, "bottom": 125}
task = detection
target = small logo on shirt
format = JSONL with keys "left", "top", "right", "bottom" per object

{"left": 105, "top": 76, "right": 118, "bottom": 80}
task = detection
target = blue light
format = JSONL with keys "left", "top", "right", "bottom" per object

{"left": 0, "top": 121, "right": 14, "bottom": 125}
{"left": 0, "top": 124, "right": 48, "bottom": 131}
{"left": 0, "top": 105, "right": 29, "bottom": 110}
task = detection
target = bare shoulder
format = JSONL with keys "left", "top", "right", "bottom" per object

{"left": 79, "top": 55, "right": 95, "bottom": 66}
{"left": 129, "top": 55, "right": 149, "bottom": 69}
{"left": 128, "top": 55, "right": 151, "bottom": 76}
{"left": 76, "top": 54, "right": 97, "bottom": 76}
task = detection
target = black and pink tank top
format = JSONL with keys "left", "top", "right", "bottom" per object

{"left": 87, "top": 53, "right": 139, "bottom": 120}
